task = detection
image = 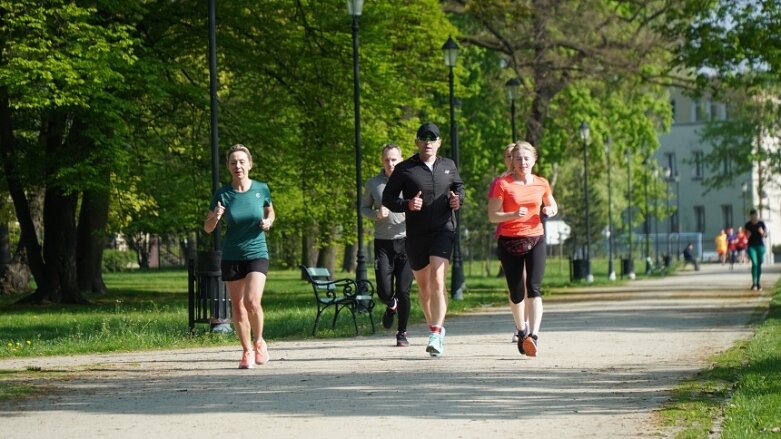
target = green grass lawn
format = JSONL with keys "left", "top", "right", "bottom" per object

{"left": 660, "top": 285, "right": 781, "bottom": 438}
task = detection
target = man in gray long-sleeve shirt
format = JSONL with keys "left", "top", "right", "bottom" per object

{"left": 361, "top": 144, "right": 413, "bottom": 347}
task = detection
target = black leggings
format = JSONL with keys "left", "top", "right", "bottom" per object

{"left": 374, "top": 238, "right": 413, "bottom": 332}
{"left": 498, "top": 237, "right": 546, "bottom": 304}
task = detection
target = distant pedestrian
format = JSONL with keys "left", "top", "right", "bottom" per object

{"left": 726, "top": 227, "right": 737, "bottom": 270}
{"left": 682, "top": 243, "right": 700, "bottom": 271}
{"left": 744, "top": 209, "right": 767, "bottom": 291}
{"left": 382, "top": 122, "right": 465, "bottom": 357}
{"left": 736, "top": 227, "right": 748, "bottom": 263}
{"left": 488, "top": 141, "right": 558, "bottom": 357}
{"left": 203, "top": 144, "right": 275, "bottom": 369}
{"left": 361, "top": 144, "right": 413, "bottom": 347}
{"left": 715, "top": 229, "right": 728, "bottom": 264}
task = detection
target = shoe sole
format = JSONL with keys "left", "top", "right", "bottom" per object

{"left": 238, "top": 363, "right": 254, "bottom": 369}
{"left": 522, "top": 337, "right": 537, "bottom": 357}
{"left": 382, "top": 313, "right": 395, "bottom": 329}
{"left": 426, "top": 340, "right": 443, "bottom": 356}
{"left": 255, "top": 342, "right": 270, "bottom": 365}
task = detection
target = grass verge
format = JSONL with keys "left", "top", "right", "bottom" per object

{"left": 660, "top": 284, "right": 781, "bottom": 438}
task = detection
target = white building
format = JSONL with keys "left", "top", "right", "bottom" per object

{"left": 656, "top": 88, "right": 778, "bottom": 259}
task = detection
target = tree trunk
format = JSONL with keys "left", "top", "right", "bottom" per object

{"left": 128, "top": 233, "right": 151, "bottom": 269}
{"left": 301, "top": 223, "right": 318, "bottom": 268}
{"left": 341, "top": 243, "right": 356, "bottom": 273}
{"left": 0, "top": 241, "right": 31, "bottom": 295}
{"left": 77, "top": 188, "right": 109, "bottom": 294}
{"left": 0, "top": 86, "right": 50, "bottom": 299}
{"left": 317, "top": 245, "right": 336, "bottom": 275}
{"left": 0, "top": 222, "right": 8, "bottom": 280}
{"left": 39, "top": 188, "right": 84, "bottom": 303}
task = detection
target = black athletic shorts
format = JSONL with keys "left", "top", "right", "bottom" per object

{"left": 405, "top": 231, "right": 454, "bottom": 271}
{"left": 221, "top": 258, "right": 269, "bottom": 281}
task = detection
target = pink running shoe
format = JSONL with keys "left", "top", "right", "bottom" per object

{"left": 254, "top": 340, "right": 270, "bottom": 365}
{"left": 238, "top": 350, "right": 254, "bottom": 369}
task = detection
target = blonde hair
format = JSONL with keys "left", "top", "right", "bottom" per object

{"left": 226, "top": 143, "right": 253, "bottom": 165}
{"left": 511, "top": 141, "right": 537, "bottom": 160}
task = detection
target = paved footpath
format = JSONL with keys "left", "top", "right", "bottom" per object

{"left": 0, "top": 263, "right": 778, "bottom": 439}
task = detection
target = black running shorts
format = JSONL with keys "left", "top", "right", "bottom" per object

{"left": 221, "top": 258, "right": 269, "bottom": 281}
{"left": 405, "top": 231, "right": 454, "bottom": 271}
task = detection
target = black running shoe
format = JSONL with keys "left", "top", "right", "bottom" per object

{"left": 522, "top": 334, "right": 538, "bottom": 357}
{"left": 382, "top": 306, "right": 396, "bottom": 329}
{"left": 396, "top": 331, "right": 409, "bottom": 347}
{"left": 516, "top": 327, "right": 529, "bottom": 355}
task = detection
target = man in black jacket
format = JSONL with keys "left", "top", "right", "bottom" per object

{"left": 382, "top": 122, "right": 465, "bottom": 357}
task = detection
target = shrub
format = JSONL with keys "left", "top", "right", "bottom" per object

{"left": 102, "top": 249, "right": 139, "bottom": 272}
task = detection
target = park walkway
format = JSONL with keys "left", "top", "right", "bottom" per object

{"left": 0, "top": 262, "right": 778, "bottom": 438}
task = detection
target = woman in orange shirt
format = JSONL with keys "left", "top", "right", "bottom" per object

{"left": 488, "top": 141, "right": 557, "bottom": 357}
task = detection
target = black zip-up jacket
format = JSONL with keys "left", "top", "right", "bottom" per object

{"left": 381, "top": 153, "right": 465, "bottom": 236}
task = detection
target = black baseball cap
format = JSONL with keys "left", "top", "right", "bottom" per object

{"left": 416, "top": 122, "right": 441, "bottom": 140}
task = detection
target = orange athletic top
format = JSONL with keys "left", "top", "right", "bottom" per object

{"left": 488, "top": 174, "right": 551, "bottom": 237}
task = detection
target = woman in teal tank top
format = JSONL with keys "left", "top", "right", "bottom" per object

{"left": 204, "top": 144, "right": 275, "bottom": 369}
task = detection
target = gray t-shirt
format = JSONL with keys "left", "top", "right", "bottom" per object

{"left": 361, "top": 169, "right": 406, "bottom": 240}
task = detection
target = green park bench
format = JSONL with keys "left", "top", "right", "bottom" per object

{"left": 299, "top": 265, "right": 375, "bottom": 336}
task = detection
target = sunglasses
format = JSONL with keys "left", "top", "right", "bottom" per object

{"left": 417, "top": 134, "right": 439, "bottom": 142}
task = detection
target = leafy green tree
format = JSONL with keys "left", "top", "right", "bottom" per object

{"left": 674, "top": 1, "right": 781, "bottom": 198}
{"left": 0, "top": 0, "right": 137, "bottom": 303}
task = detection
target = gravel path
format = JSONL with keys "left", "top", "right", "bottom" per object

{"left": 0, "top": 263, "right": 777, "bottom": 439}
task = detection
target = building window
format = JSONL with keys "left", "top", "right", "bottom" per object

{"left": 722, "top": 205, "right": 733, "bottom": 229}
{"left": 722, "top": 157, "right": 732, "bottom": 175}
{"left": 664, "top": 152, "right": 677, "bottom": 175}
{"left": 694, "top": 206, "right": 705, "bottom": 233}
{"left": 693, "top": 151, "right": 704, "bottom": 179}
{"left": 670, "top": 99, "right": 676, "bottom": 124}
{"left": 710, "top": 101, "right": 719, "bottom": 120}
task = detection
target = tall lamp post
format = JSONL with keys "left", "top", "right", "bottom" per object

{"left": 205, "top": 0, "right": 230, "bottom": 332}
{"left": 580, "top": 122, "right": 593, "bottom": 282}
{"left": 348, "top": 0, "right": 368, "bottom": 288}
{"left": 605, "top": 137, "right": 615, "bottom": 281}
{"left": 742, "top": 181, "right": 748, "bottom": 218}
{"left": 643, "top": 153, "right": 651, "bottom": 275}
{"left": 505, "top": 77, "right": 521, "bottom": 141}
{"left": 443, "top": 36, "right": 465, "bottom": 300}
{"left": 663, "top": 166, "right": 674, "bottom": 260}
{"left": 624, "top": 148, "right": 635, "bottom": 279}
{"left": 653, "top": 166, "right": 660, "bottom": 266}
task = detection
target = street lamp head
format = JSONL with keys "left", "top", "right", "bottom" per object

{"left": 442, "top": 36, "right": 459, "bottom": 67}
{"left": 742, "top": 181, "right": 748, "bottom": 193}
{"left": 346, "top": 0, "right": 364, "bottom": 16}
{"left": 579, "top": 121, "right": 590, "bottom": 143}
{"left": 505, "top": 77, "right": 521, "bottom": 100}
{"left": 663, "top": 166, "right": 671, "bottom": 180}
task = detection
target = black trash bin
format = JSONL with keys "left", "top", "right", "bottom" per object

{"left": 570, "top": 258, "right": 590, "bottom": 281}
{"left": 621, "top": 258, "right": 634, "bottom": 278}
{"left": 188, "top": 250, "right": 230, "bottom": 332}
